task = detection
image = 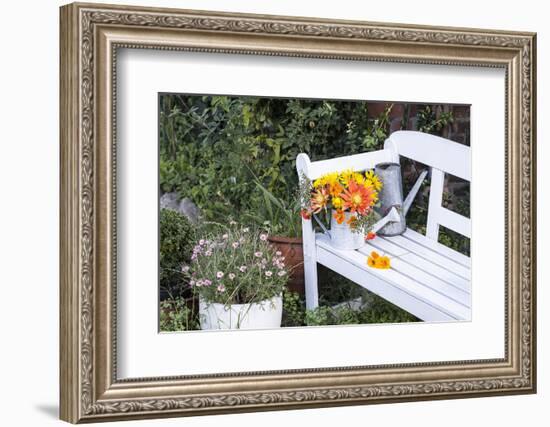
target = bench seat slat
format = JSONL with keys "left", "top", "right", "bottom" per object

{"left": 363, "top": 236, "right": 470, "bottom": 293}
{"left": 358, "top": 243, "right": 470, "bottom": 306}
{"left": 316, "top": 234, "right": 471, "bottom": 320}
{"left": 380, "top": 234, "right": 470, "bottom": 280}
{"left": 403, "top": 228, "right": 471, "bottom": 268}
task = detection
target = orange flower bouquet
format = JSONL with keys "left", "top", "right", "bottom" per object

{"left": 299, "top": 169, "right": 383, "bottom": 249}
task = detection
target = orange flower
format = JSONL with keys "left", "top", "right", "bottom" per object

{"left": 341, "top": 180, "right": 375, "bottom": 215}
{"left": 311, "top": 187, "right": 329, "bottom": 213}
{"left": 333, "top": 209, "right": 345, "bottom": 224}
{"left": 300, "top": 209, "right": 311, "bottom": 220}
{"left": 365, "top": 231, "right": 376, "bottom": 240}
{"left": 346, "top": 215, "right": 357, "bottom": 229}
{"left": 328, "top": 181, "right": 344, "bottom": 197}
{"left": 367, "top": 250, "right": 391, "bottom": 269}
{"left": 375, "top": 256, "right": 391, "bottom": 269}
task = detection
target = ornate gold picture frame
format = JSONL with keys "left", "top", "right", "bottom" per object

{"left": 60, "top": 2, "right": 536, "bottom": 423}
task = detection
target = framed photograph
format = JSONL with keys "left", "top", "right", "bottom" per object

{"left": 60, "top": 2, "right": 537, "bottom": 423}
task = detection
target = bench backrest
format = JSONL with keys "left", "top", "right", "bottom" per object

{"left": 385, "top": 130, "right": 471, "bottom": 241}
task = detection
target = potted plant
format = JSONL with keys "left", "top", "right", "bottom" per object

{"left": 183, "top": 224, "right": 289, "bottom": 330}
{"left": 300, "top": 169, "right": 382, "bottom": 250}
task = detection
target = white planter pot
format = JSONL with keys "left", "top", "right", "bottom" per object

{"left": 329, "top": 209, "right": 365, "bottom": 250}
{"left": 199, "top": 295, "right": 283, "bottom": 330}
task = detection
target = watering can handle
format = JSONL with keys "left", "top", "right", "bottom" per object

{"left": 402, "top": 169, "right": 429, "bottom": 217}
{"left": 313, "top": 213, "right": 330, "bottom": 237}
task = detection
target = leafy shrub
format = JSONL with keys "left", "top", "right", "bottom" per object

{"left": 160, "top": 209, "right": 195, "bottom": 299}
{"left": 304, "top": 306, "right": 334, "bottom": 326}
{"left": 160, "top": 299, "right": 199, "bottom": 332}
{"left": 282, "top": 291, "right": 306, "bottom": 327}
{"left": 302, "top": 294, "right": 418, "bottom": 327}
{"left": 416, "top": 105, "right": 454, "bottom": 133}
{"left": 159, "top": 95, "right": 394, "bottom": 224}
{"left": 359, "top": 292, "right": 419, "bottom": 324}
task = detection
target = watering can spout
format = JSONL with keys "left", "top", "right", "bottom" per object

{"left": 402, "top": 170, "right": 428, "bottom": 216}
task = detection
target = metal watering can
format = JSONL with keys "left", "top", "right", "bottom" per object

{"left": 371, "top": 163, "right": 428, "bottom": 236}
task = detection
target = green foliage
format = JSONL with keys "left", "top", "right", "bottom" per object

{"left": 160, "top": 209, "right": 195, "bottom": 299}
{"left": 244, "top": 176, "right": 303, "bottom": 238}
{"left": 301, "top": 292, "right": 418, "bottom": 327}
{"left": 160, "top": 299, "right": 199, "bottom": 332}
{"left": 304, "top": 306, "right": 334, "bottom": 326}
{"left": 416, "top": 105, "right": 454, "bottom": 134}
{"left": 359, "top": 292, "right": 419, "bottom": 323}
{"left": 438, "top": 226, "right": 470, "bottom": 257}
{"left": 282, "top": 291, "right": 306, "bottom": 327}
{"left": 159, "top": 95, "right": 394, "bottom": 227}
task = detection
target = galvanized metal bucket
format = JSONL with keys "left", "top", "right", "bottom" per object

{"left": 329, "top": 210, "right": 365, "bottom": 250}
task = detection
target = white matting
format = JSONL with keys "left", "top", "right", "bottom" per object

{"left": 116, "top": 48, "right": 505, "bottom": 378}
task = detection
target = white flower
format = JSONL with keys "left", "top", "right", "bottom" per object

{"left": 222, "top": 234, "right": 229, "bottom": 239}
{"left": 259, "top": 233, "right": 268, "bottom": 241}
{"left": 217, "top": 284, "right": 226, "bottom": 293}
{"left": 216, "top": 271, "right": 224, "bottom": 279}
{"left": 265, "top": 271, "right": 273, "bottom": 277}
{"left": 239, "top": 265, "right": 247, "bottom": 272}
{"left": 275, "top": 251, "right": 282, "bottom": 256}
{"left": 277, "top": 270, "right": 286, "bottom": 276}
{"left": 181, "top": 265, "right": 190, "bottom": 273}
{"left": 204, "top": 250, "right": 212, "bottom": 256}
{"left": 254, "top": 251, "right": 263, "bottom": 258}
{"left": 228, "top": 273, "right": 236, "bottom": 280}
{"left": 189, "top": 279, "right": 196, "bottom": 286}
{"left": 204, "top": 279, "right": 212, "bottom": 286}
{"left": 232, "top": 241, "right": 239, "bottom": 249}
{"left": 230, "top": 220, "right": 237, "bottom": 226}
{"left": 199, "top": 239, "right": 205, "bottom": 245}
{"left": 243, "top": 227, "right": 250, "bottom": 232}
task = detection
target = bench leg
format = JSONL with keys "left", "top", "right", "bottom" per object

{"left": 303, "top": 254, "right": 319, "bottom": 310}
{"left": 301, "top": 220, "right": 319, "bottom": 310}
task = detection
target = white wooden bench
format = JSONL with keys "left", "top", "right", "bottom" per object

{"left": 296, "top": 130, "right": 471, "bottom": 322}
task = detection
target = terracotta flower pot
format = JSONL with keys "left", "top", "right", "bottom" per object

{"left": 267, "top": 235, "right": 305, "bottom": 296}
